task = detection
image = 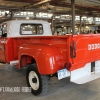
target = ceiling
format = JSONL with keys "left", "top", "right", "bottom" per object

{"left": 0, "top": 0, "right": 99, "bottom": 16}
{"left": 0, "top": 0, "right": 100, "bottom": 23}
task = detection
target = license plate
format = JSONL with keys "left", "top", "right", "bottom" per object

{"left": 57, "top": 69, "right": 69, "bottom": 80}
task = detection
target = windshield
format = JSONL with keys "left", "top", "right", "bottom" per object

{"left": 1, "top": 23, "right": 7, "bottom": 37}
{"left": 2, "top": 23, "right": 7, "bottom": 33}
{"left": 0, "top": 25, "right": 2, "bottom": 36}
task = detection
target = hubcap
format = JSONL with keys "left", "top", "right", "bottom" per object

{"left": 29, "top": 71, "right": 39, "bottom": 90}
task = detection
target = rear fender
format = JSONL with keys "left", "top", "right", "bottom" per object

{"left": 18, "top": 44, "right": 63, "bottom": 74}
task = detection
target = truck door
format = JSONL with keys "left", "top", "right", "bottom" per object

{"left": 0, "top": 23, "right": 7, "bottom": 62}
{"left": 0, "top": 38, "right": 6, "bottom": 62}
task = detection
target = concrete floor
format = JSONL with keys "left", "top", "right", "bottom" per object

{"left": 0, "top": 64, "right": 100, "bottom": 100}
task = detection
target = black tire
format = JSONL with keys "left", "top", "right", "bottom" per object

{"left": 26, "top": 64, "right": 49, "bottom": 96}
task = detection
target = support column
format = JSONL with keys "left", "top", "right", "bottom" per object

{"left": 83, "top": 19, "right": 85, "bottom": 33}
{"left": 34, "top": 12, "right": 36, "bottom": 20}
{"left": 70, "top": 18, "right": 72, "bottom": 33}
{"left": 67, "top": 26, "right": 68, "bottom": 34}
{"left": 80, "top": 16, "right": 82, "bottom": 33}
{"left": 71, "top": 0, "right": 75, "bottom": 35}
{"left": 51, "top": 15, "right": 54, "bottom": 33}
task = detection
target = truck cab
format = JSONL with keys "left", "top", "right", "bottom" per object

{"left": 0, "top": 20, "right": 52, "bottom": 63}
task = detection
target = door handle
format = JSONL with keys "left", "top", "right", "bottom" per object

{"left": 0, "top": 46, "right": 4, "bottom": 51}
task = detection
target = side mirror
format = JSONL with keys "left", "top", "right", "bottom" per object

{"left": 2, "top": 33, "right": 7, "bottom": 38}
{"left": 0, "top": 29, "right": 7, "bottom": 38}
{"left": 0, "top": 30, "right": 2, "bottom": 36}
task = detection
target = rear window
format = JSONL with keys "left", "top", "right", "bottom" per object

{"left": 20, "top": 24, "right": 43, "bottom": 35}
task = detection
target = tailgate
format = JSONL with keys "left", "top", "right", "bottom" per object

{"left": 70, "top": 34, "right": 100, "bottom": 70}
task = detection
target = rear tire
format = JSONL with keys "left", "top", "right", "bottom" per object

{"left": 26, "top": 64, "right": 49, "bottom": 96}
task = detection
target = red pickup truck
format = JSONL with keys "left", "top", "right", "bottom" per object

{"left": 0, "top": 20, "right": 100, "bottom": 96}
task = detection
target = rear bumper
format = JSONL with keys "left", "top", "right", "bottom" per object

{"left": 71, "top": 71, "right": 100, "bottom": 84}
{"left": 70, "top": 60, "right": 100, "bottom": 84}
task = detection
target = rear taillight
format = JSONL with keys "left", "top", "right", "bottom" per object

{"left": 65, "top": 62, "right": 72, "bottom": 71}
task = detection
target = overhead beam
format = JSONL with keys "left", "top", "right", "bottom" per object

{"left": 50, "top": 2, "right": 100, "bottom": 12}
{"left": 23, "top": 0, "right": 51, "bottom": 7}
{"left": 33, "top": 0, "right": 51, "bottom": 6}
{"left": 3, "top": 0, "right": 40, "bottom": 3}
{"left": 80, "top": 16, "right": 82, "bottom": 33}
{"left": 20, "top": 0, "right": 51, "bottom": 10}
{"left": 88, "top": 0, "right": 100, "bottom": 4}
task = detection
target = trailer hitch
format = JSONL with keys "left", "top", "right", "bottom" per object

{"left": 70, "top": 41, "right": 76, "bottom": 58}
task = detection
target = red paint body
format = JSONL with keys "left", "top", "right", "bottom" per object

{"left": 0, "top": 34, "right": 100, "bottom": 75}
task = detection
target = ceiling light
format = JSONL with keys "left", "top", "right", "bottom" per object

{"left": 0, "top": 15, "right": 2, "bottom": 18}
{"left": 75, "top": 27, "right": 78, "bottom": 29}
{"left": 64, "top": 27, "right": 66, "bottom": 29}
{"left": 61, "top": 25, "right": 64, "bottom": 27}
{"left": 28, "top": 25, "right": 30, "bottom": 27}
{"left": 86, "top": 26, "right": 89, "bottom": 28}
{"left": 60, "top": 20, "right": 63, "bottom": 22}
{"left": 26, "top": 16, "right": 29, "bottom": 19}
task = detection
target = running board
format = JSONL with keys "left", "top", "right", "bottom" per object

{"left": 71, "top": 72, "right": 100, "bottom": 84}
{"left": 10, "top": 60, "right": 19, "bottom": 66}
